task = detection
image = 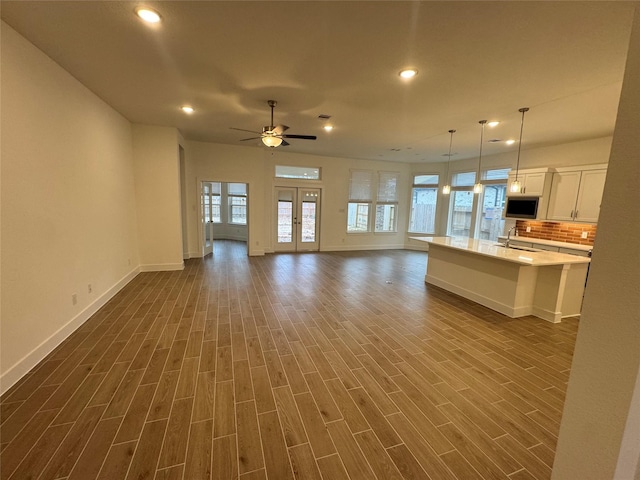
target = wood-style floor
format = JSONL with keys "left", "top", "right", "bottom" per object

{"left": 0, "top": 241, "right": 579, "bottom": 480}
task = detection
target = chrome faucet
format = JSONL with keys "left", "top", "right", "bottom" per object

{"left": 505, "top": 226, "right": 518, "bottom": 248}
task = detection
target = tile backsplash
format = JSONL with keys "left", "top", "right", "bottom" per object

{"left": 515, "top": 220, "right": 596, "bottom": 246}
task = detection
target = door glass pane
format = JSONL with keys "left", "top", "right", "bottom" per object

{"left": 477, "top": 184, "right": 507, "bottom": 241}
{"left": 278, "top": 200, "right": 293, "bottom": 243}
{"left": 301, "top": 202, "right": 316, "bottom": 242}
{"left": 449, "top": 191, "right": 473, "bottom": 237}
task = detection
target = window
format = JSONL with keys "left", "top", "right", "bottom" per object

{"left": 347, "top": 170, "right": 400, "bottom": 233}
{"left": 476, "top": 168, "right": 509, "bottom": 241}
{"left": 409, "top": 174, "right": 439, "bottom": 233}
{"left": 275, "top": 165, "right": 321, "bottom": 180}
{"left": 211, "top": 182, "right": 222, "bottom": 223}
{"left": 445, "top": 169, "right": 511, "bottom": 240}
{"left": 347, "top": 170, "right": 373, "bottom": 232}
{"left": 228, "top": 183, "right": 247, "bottom": 224}
{"left": 375, "top": 172, "right": 399, "bottom": 232}
{"left": 447, "top": 171, "right": 476, "bottom": 237}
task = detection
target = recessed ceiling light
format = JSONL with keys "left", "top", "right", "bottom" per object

{"left": 323, "top": 125, "right": 334, "bottom": 132}
{"left": 505, "top": 139, "right": 516, "bottom": 145}
{"left": 136, "top": 7, "right": 161, "bottom": 24}
{"left": 488, "top": 121, "right": 500, "bottom": 128}
{"left": 399, "top": 68, "right": 418, "bottom": 79}
{"left": 181, "top": 106, "right": 194, "bottom": 114}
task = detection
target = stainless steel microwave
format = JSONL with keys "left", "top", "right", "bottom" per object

{"left": 505, "top": 197, "right": 539, "bottom": 219}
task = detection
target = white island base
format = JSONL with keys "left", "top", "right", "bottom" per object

{"left": 415, "top": 237, "right": 590, "bottom": 323}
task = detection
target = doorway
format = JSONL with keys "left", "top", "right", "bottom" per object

{"left": 201, "top": 181, "right": 248, "bottom": 257}
{"left": 274, "top": 187, "right": 321, "bottom": 252}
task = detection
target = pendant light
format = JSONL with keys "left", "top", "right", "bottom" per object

{"left": 474, "top": 120, "right": 487, "bottom": 194}
{"left": 442, "top": 129, "right": 456, "bottom": 195}
{"left": 510, "top": 107, "right": 530, "bottom": 193}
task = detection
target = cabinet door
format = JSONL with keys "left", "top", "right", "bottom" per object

{"left": 547, "top": 171, "right": 581, "bottom": 221}
{"left": 521, "top": 172, "right": 546, "bottom": 196}
{"left": 507, "top": 172, "right": 546, "bottom": 196}
{"left": 575, "top": 169, "right": 606, "bottom": 223}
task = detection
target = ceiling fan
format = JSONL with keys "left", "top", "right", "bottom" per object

{"left": 231, "top": 100, "right": 317, "bottom": 147}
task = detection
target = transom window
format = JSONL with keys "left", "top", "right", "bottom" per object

{"left": 275, "top": 165, "right": 321, "bottom": 180}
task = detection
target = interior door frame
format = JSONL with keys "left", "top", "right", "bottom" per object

{"left": 198, "top": 177, "right": 250, "bottom": 257}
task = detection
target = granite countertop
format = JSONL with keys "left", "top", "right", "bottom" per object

{"left": 496, "top": 236, "right": 593, "bottom": 252}
{"left": 410, "top": 236, "right": 591, "bottom": 266}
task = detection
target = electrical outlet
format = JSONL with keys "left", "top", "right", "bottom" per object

{"left": 526, "top": 226, "right": 531, "bottom": 233}
{"left": 88, "top": 283, "right": 92, "bottom": 294}
{"left": 72, "top": 293, "right": 77, "bottom": 305}
{"left": 581, "top": 231, "right": 588, "bottom": 239}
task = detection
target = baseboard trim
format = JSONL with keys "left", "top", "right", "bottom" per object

{"left": 404, "top": 244, "right": 429, "bottom": 252}
{"left": 139, "top": 262, "right": 184, "bottom": 272}
{"left": 321, "top": 244, "right": 406, "bottom": 252}
{"left": 425, "top": 274, "right": 533, "bottom": 319}
{"left": 0, "top": 266, "right": 141, "bottom": 395}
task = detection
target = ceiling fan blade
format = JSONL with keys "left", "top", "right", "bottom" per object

{"left": 230, "top": 127, "right": 261, "bottom": 134}
{"left": 272, "top": 124, "right": 289, "bottom": 135}
{"left": 240, "top": 137, "right": 261, "bottom": 141}
{"left": 282, "top": 134, "right": 317, "bottom": 140}
{"left": 281, "top": 140, "right": 290, "bottom": 146}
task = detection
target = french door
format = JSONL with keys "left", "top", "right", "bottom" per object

{"left": 201, "top": 181, "right": 215, "bottom": 256}
{"left": 275, "top": 187, "right": 320, "bottom": 252}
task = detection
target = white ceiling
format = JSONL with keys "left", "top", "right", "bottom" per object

{"left": 1, "top": 1, "right": 636, "bottom": 163}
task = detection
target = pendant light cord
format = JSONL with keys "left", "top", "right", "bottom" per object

{"left": 514, "top": 107, "right": 529, "bottom": 181}
{"left": 477, "top": 120, "right": 487, "bottom": 177}
{"left": 446, "top": 129, "right": 455, "bottom": 180}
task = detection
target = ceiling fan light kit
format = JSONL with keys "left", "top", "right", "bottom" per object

{"left": 231, "top": 100, "right": 317, "bottom": 148}
{"left": 262, "top": 135, "right": 283, "bottom": 147}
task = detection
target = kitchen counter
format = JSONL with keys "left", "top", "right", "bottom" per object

{"left": 496, "top": 236, "right": 593, "bottom": 253}
{"left": 414, "top": 236, "right": 590, "bottom": 266}
{"left": 411, "top": 236, "right": 590, "bottom": 323}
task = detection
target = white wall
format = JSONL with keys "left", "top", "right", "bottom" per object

{"left": 133, "top": 124, "right": 184, "bottom": 271}
{"left": 184, "top": 136, "right": 612, "bottom": 257}
{"left": 0, "top": 23, "right": 140, "bottom": 392}
{"left": 553, "top": 6, "right": 640, "bottom": 479}
{"left": 183, "top": 141, "right": 412, "bottom": 256}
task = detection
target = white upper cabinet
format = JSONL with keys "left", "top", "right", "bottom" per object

{"left": 547, "top": 167, "right": 607, "bottom": 223}
{"left": 507, "top": 171, "right": 549, "bottom": 196}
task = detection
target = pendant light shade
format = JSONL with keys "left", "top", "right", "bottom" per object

{"left": 442, "top": 129, "right": 456, "bottom": 195}
{"left": 474, "top": 120, "right": 487, "bottom": 194}
{"left": 510, "top": 107, "right": 530, "bottom": 193}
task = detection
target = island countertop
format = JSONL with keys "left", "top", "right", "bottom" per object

{"left": 410, "top": 236, "right": 591, "bottom": 267}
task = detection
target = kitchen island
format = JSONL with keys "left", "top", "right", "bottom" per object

{"left": 411, "top": 236, "right": 591, "bottom": 323}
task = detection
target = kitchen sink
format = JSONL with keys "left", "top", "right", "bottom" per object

{"left": 494, "top": 244, "right": 543, "bottom": 253}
